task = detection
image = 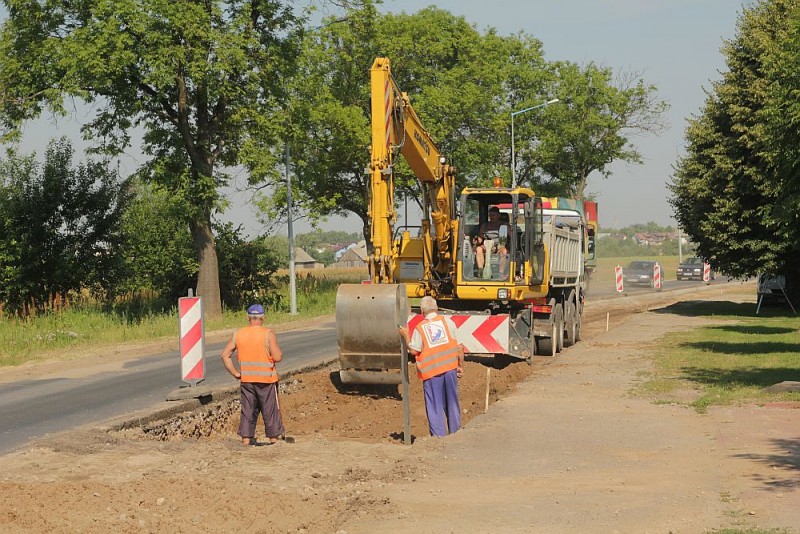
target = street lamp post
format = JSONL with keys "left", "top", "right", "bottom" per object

{"left": 511, "top": 98, "right": 559, "bottom": 188}
{"left": 285, "top": 141, "right": 297, "bottom": 315}
{"left": 284, "top": 18, "right": 349, "bottom": 316}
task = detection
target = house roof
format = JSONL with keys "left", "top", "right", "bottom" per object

{"left": 294, "top": 247, "right": 317, "bottom": 264}
{"left": 336, "top": 247, "right": 367, "bottom": 262}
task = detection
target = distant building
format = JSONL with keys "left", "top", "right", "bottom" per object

{"left": 633, "top": 232, "right": 671, "bottom": 246}
{"left": 294, "top": 247, "right": 323, "bottom": 270}
{"left": 332, "top": 243, "right": 368, "bottom": 268}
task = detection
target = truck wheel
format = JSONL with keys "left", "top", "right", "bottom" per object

{"left": 554, "top": 304, "right": 564, "bottom": 354}
{"left": 536, "top": 320, "right": 557, "bottom": 357}
{"left": 564, "top": 299, "right": 577, "bottom": 347}
{"left": 536, "top": 335, "right": 554, "bottom": 357}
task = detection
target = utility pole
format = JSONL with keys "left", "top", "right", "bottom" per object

{"left": 286, "top": 141, "right": 297, "bottom": 315}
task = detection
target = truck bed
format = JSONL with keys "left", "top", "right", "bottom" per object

{"left": 543, "top": 213, "right": 584, "bottom": 287}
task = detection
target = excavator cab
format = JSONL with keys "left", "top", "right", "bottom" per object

{"left": 459, "top": 191, "right": 540, "bottom": 285}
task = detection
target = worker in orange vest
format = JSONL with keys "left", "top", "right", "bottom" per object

{"left": 399, "top": 296, "right": 465, "bottom": 437}
{"left": 221, "top": 304, "right": 285, "bottom": 446}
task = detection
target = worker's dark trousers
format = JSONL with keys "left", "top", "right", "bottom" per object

{"left": 238, "top": 382, "right": 285, "bottom": 439}
{"left": 423, "top": 369, "right": 461, "bottom": 437}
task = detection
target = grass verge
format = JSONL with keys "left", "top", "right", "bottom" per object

{"left": 636, "top": 299, "right": 800, "bottom": 412}
{"left": 0, "top": 268, "right": 366, "bottom": 368}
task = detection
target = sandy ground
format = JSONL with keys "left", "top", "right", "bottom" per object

{"left": 0, "top": 283, "right": 798, "bottom": 533}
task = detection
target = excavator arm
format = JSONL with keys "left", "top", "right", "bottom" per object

{"left": 368, "top": 57, "right": 456, "bottom": 286}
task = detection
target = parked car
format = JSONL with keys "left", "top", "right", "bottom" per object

{"left": 624, "top": 260, "right": 659, "bottom": 287}
{"left": 676, "top": 257, "right": 715, "bottom": 281}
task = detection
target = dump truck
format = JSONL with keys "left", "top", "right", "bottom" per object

{"left": 336, "top": 58, "right": 596, "bottom": 384}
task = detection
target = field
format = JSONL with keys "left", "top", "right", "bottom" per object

{"left": 593, "top": 254, "right": 682, "bottom": 285}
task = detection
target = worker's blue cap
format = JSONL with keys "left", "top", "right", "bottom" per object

{"left": 247, "top": 304, "right": 265, "bottom": 316}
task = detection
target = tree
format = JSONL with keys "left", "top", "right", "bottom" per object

{"left": 214, "top": 222, "right": 281, "bottom": 310}
{"left": 262, "top": 4, "right": 549, "bottom": 251}
{"left": 118, "top": 180, "right": 283, "bottom": 309}
{"left": 670, "top": 0, "right": 800, "bottom": 287}
{"left": 762, "top": 2, "right": 800, "bottom": 262}
{"left": 0, "top": 138, "right": 126, "bottom": 314}
{"left": 116, "top": 179, "right": 197, "bottom": 302}
{"left": 261, "top": 4, "right": 667, "bottom": 252}
{"left": 523, "top": 62, "right": 669, "bottom": 200}
{"left": 0, "top": 0, "right": 304, "bottom": 316}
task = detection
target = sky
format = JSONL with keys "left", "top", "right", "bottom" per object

{"left": 375, "top": 0, "right": 749, "bottom": 231}
{"left": 3, "top": 0, "right": 752, "bottom": 235}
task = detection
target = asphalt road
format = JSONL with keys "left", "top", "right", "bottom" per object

{"left": 0, "top": 278, "right": 723, "bottom": 455}
{"left": 588, "top": 277, "right": 721, "bottom": 299}
{"left": 0, "top": 321, "right": 338, "bottom": 454}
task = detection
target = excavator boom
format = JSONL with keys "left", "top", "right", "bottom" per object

{"left": 367, "top": 57, "right": 456, "bottom": 288}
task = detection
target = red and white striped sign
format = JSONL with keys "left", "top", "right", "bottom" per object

{"left": 179, "top": 297, "right": 205, "bottom": 384}
{"left": 703, "top": 262, "right": 711, "bottom": 283}
{"left": 653, "top": 263, "right": 662, "bottom": 290}
{"left": 408, "top": 313, "right": 510, "bottom": 354}
{"left": 615, "top": 265, "right": 624, "bottom": 293}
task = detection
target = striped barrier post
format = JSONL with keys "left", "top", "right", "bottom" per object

{"left": 615, "top": 265, "right": 624, "bottom": 293}
{"left": 179, "top": 296, "right": 205, "bottom": 386}
{"left": 653, "top": 263, "right": 662, "bottom": 290}
{"left": 703, "top": 262, "right": 711, "bottom": 284}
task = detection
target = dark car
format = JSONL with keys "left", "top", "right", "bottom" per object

{"left": 624, "top": 260, "right": 659, "bottom": 287}
{"left": 676, "top": 257, "right": 714, "bottom": 281}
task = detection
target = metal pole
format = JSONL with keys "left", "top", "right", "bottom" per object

{"left": 510, "top": 98, "right": 560, "bottom": 189}
{"left": 401, "top": 340, "right": 411, "bottom": 445}
{"left": 286, "top": 141, "right": 297, "bottom": 315}
{"left": 511, "top": 113, "right": 516, "bottom": 188}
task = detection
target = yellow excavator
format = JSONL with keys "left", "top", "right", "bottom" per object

{"left": 336, "top": 58, "right": 596, "bottom": 384}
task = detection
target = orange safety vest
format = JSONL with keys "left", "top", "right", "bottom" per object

{"left": 414, "top": 315, "right": 460, "bottom": 380}
{"left": 236, "top": 326, "right": 278, "bottom": 384}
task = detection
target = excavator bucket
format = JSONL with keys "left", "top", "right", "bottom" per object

{"left": 336, "top": 283, "right": 409, "bottom": 385}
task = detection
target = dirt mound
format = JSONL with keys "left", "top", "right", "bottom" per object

{"left": 118, "top": 358, "right": 537, "bottom": 444}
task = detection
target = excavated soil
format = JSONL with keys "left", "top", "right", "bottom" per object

{"left": 1, "top": 282, "right": 798, "bottom": 533}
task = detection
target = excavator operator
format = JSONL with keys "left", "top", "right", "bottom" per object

{"left": 478, "top": 206, "right": 510, "bottom": 278}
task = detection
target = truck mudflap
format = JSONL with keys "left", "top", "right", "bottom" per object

{"left": 407, "top": 310, "right": 534, "bottom": 361}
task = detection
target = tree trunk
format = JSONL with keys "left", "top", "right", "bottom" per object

{"left": 189, "top": 217, "right": 222, "bottom": 317}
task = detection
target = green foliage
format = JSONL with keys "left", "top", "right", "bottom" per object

{"left": 214, "top": 222, "right": 281, "bottom": 310}
{"left": 0, "top": 0, "right": 305, "bottom": 315}
{"left": 294, "top": 229, "right": 358, "bottom": 265}
{"left": 671, "top": 0, "right": 800, "bottom": 287}
{"left": 0, "top": 138, "right": 126, "bottom": 315}
{"left": 116, "top": 178, "right": 197, "bottom": 303}
{"left": 0, "top": 268, "right": 366, "bottom": 367}
{"left": 596, "top": 222, "right": 686, "bottom": 259}
{"left": 262, "top": 235, "right": 290, "bottom": 267}
{"left": 532, "top": 62, "right": 669, "bottom": 200}
{"left": 268, "top": 3, "right": 668, "bottom": 249}
{"left": 598, "top": 238, "right": 666, "bottom": 259}
{"left": 295, "top": 229, "right": 360, "bottom": 250}
{"left": 117, "top": 180, "right": 283, "bottom": 309}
